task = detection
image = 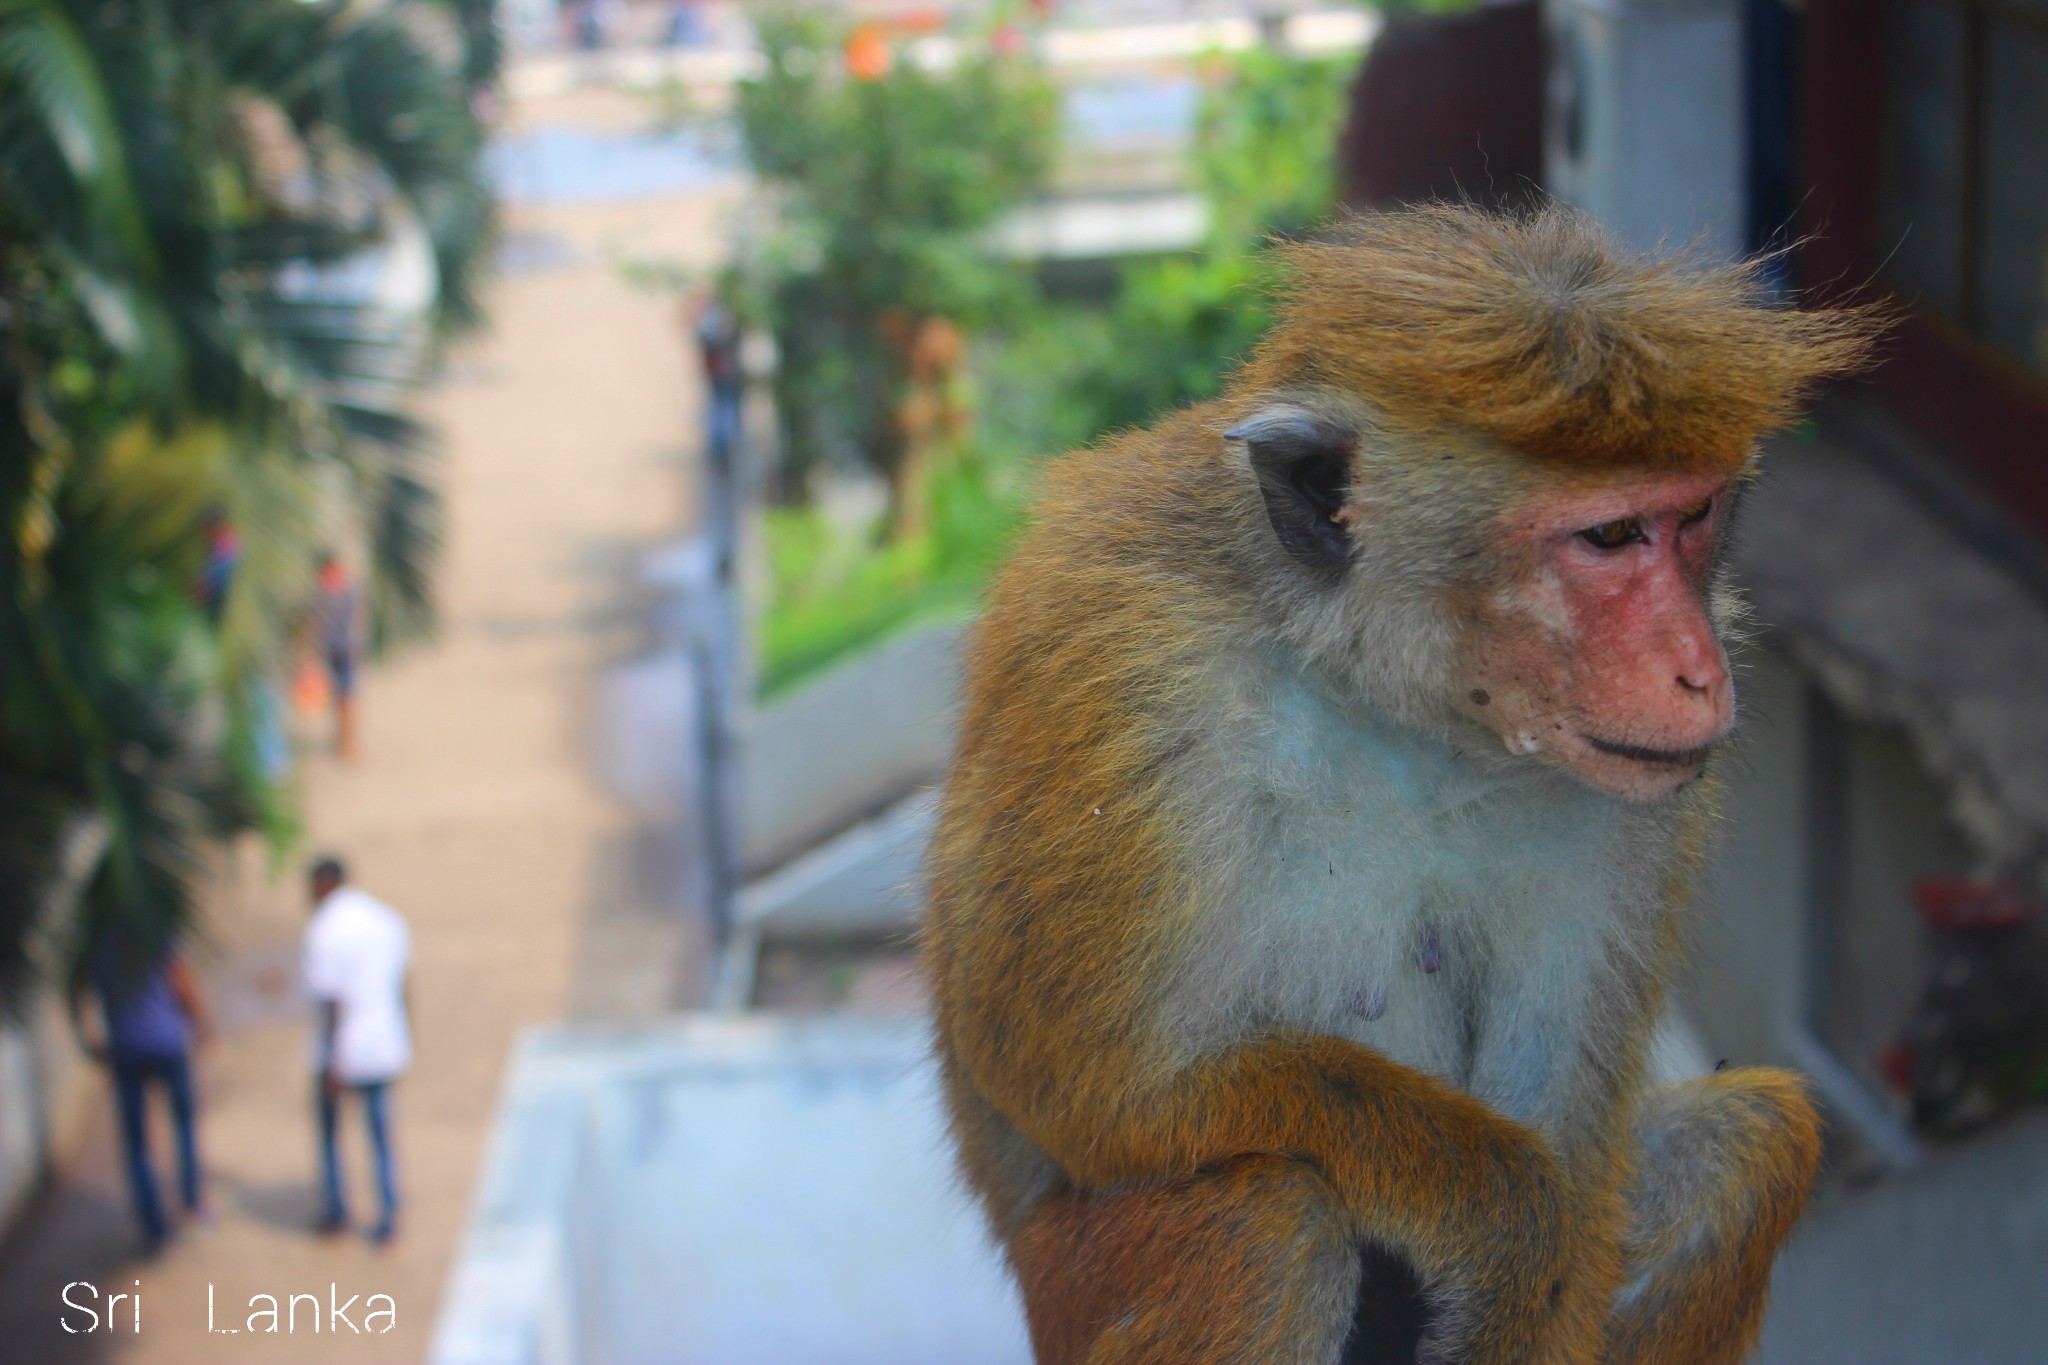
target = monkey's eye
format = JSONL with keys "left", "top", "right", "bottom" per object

{"left": 1579, "top": 517, "right": 1646, "bottom": 551}
{"left": 1678, "top": 498, "right": 1715, "bottom": 527}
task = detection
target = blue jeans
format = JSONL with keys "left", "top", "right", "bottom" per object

{"left": 111, "top": 1051, "right": 201, "bottom": 1245}
{"left": 707, "top": 385, "right": 742, "bottom": 466}
{"left": 318, "top": 1078, "right": 398, "bottom": 1236}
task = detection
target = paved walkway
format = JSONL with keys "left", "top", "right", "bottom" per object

{"left": 0, "top": 85, "right": 741, "bottom": 1362}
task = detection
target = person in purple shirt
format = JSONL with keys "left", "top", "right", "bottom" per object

{"left": 70, "top": 932, "right": 211, "bottom": 1252}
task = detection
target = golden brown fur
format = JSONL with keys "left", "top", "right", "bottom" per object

{"left": 925, "top": 204, "right": 1876, "bottom": 1365}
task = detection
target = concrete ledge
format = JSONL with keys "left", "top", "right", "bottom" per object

{"left": 739, "top": 791, "right": 934, "bottom": 938}
{"left": 432, "top": 1016, "right": 1029, "bottom": 1365}
{"left": 429, "top": 1047, "right": 597, "bottom": 1365}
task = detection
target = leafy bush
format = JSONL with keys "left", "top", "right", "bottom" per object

{"left": 755, "top": 443, "right": 1027, "bottom": 697}
{"left": 1056, "top": 45, "right": 1356, "bottom": 439}
{"left": 729, "top": 6, "right": 1058, "bottom": 501}
{"left": 753, "top": 42, "right": 1354, "bottom": 696}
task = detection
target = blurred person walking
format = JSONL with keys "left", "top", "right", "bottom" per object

{"left": 302, "top": 856, "right": 412, "bottom": 1246}
{"left": 569, "top": 0, "right": 618, "bottom": 50}
{"left": 663, "top": 0, "right": 706, "bottom": 47}
{"left": 69, "top": 929, "right": 211, "bottom": 1254}
{"left": 691, "top": 289, "right": 744, "bottom": 470}
{"left": 309, "top": 552, "right": 363, "bottom": 761}
{"left": 195, "top": 507, "right": 239, "bottom": 621}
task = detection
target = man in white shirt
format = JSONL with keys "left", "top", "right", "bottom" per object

{"left": 302, "top": 855, "right": 411, "bottom": 1245}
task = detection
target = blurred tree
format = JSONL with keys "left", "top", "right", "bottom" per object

{"left": 1047, "top": 43, "right": 1354, "bottom": 441}
{"left": 728, "top": 5, "right": 1057, "bottom": 508}
{"left": 1198, "top": 43, "right": 1357, "bottom": 247}
{"left": 0, "top": 0, "right": 496, "bottom": 1009}
{"left": 424, "top": 0, "right": 507, "bottom": 95}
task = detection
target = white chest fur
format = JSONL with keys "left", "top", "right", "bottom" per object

{"left": 1167, "top": 667, "right": 1678, "bottom": 1144}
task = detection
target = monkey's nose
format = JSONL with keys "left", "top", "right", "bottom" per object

{"left": 1671, "top": 660, "right": 1732, "bottom": 725}
{"left": 1667, "top": 629, "right": 1730, "bottom": 705}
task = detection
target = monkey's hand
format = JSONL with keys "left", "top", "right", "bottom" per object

{"left": 1604, "top": 1068, "right": 1821, "bottom": 1365}
{"left": 985, "top": 1030, "right": 1575, "bottom": 1365}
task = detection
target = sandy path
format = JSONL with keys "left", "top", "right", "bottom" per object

{"left": 0, "top": 117, "right": 743, "bottom": 1361}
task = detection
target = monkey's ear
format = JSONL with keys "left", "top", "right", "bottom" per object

{"left": 1226, "top": 411, "right": 1357, "bottom": 569}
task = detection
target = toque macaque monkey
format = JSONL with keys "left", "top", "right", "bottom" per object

{"left": 924, "top": 205, "right": 1882, "bottom": 1365}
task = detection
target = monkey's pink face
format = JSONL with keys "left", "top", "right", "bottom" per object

{"left": 1457, "top": 470, "right": 1735, "bottom": 802}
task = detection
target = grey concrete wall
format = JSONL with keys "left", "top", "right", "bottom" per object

{"left": 0, "top": 1020, "right": 45, "bottom": 1233}
{"left": 1686, "top": 639, "right": 1960, "bottom": 1166}
{"left": 1687, "top": 641, "right": 2048, "bottom": 1355}
{"left": 737, "top": 792, "right": 933, "bottom": 938}
{"left": 738, "top": 626, "right": 962, "bottom": 880}
{"left": 0, "top": 998, "right": 84, "bottom": 1238}
{"left": 1829, "top": 720, "right": 1972, "bottom": 1095}
{"left": 584, "top": 1020, "right": 1029, "bottom": 1365}
{"left": 1759, "top": 1112, "right": 2048, "bottom": 1365}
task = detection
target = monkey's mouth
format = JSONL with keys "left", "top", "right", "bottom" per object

{"left": 1584, "top": 736, "right": 1714, "bottom": 767}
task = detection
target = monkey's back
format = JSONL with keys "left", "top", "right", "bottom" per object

{"left": 924, "top": 407, "right": 1265, "bottom": 1223}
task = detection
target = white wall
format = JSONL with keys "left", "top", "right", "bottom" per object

{"left": 1684, "top": 642, "right": 1815, "bottom": 1071}
{"left": 0, "top": 997, "right": 88, "bottom": 1237}
{"left": 1545, "top": 0, "right": 1747, "bottom": 256}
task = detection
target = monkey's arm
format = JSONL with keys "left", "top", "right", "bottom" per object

{"left": 934, "top": 755, "right": 1570, "bottom": 1355}
{"left": 952, "top": 1007, "right": 1573, "bottom": 1363}
{"left": 1604, "top": 1068, "right": 1821, "bottom": 1365}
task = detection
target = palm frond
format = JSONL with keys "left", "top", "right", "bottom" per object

{"left": 0, "top": 774, "right": 77, "bottom": 1011}
{"left": 1, "top": 0, "right": 495, "bottom": 1006}
{"left": 64, "top": 651, "right": 221, "bottom": 993}
{"left": 220, "top": 219, "right": 382, "bottom": 271}
{"left": 0, "top": 0, "right": 155, "bottom": 274}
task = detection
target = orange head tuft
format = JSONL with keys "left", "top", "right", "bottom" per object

{"left": 1231, "top": 203, "right": 1888, "bottom": 475}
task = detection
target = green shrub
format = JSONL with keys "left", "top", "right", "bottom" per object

{"left": 753, "top": 42, "right": 1354, "bottom": 697}
{"left": 755, "top": 444, "right": 1028, "bottom": 697}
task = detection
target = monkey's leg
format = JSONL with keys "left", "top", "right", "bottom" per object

{"left": 1604, "top": 1069, "right": 1821, "bottom": 1365}
{"left": 1012, "top": 1154, "right": 1432, "bottom": 1365}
